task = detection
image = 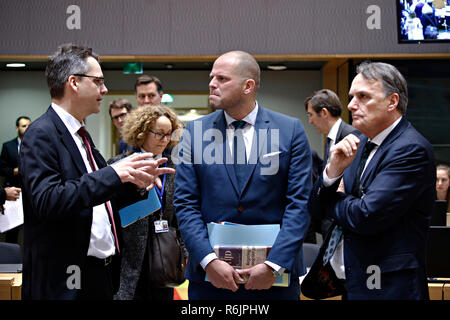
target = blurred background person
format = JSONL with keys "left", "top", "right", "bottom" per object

{"left": 135, "top": 75, "right": 163, "bottom": 106}
{"left": 109, "top": 104, "right": 185, "bottom": 300}
{"left": 0, "top": 116, "right": 31, "bottom": 245}
{"left": 109, "top": 98, "right": 133, "bottom": 154}
{"left": 436, "top": 164, "right": 450, "bottom": 212}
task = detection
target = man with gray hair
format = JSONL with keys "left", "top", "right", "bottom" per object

{"left": 306, "top": 61, "right": 435, "bottom": 299}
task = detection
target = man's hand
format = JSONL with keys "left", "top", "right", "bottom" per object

{"left": 110, "top": 152, "right": 175, "bottom": 190}
{"left": 236, "top": 263, "right": 276, "bottom": 290}
{"left": 205, "top": 259, "right": 244, "bottom": 292}
{"left": 327, "top": 134, "right": 360, "bottom": 179}
{"left": 5, "top": 187, "right": 21, "bottom": 201}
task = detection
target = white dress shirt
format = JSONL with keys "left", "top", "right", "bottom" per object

{"left": 200, "top": 103, "right": 285, "bottom": 275}
{"left": 51, "top": 103, "right": 115, "bottom": 259}
{"left": 323, "top": 117, "right": 402, "bottom": 279}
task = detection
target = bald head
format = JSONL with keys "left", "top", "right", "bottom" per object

{"left": 219, "top": 51, "right": 260, "bottom": 91}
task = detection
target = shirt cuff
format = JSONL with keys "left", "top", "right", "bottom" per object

{"left": 200, "top": 252, "right": 218, "bottom": 270}
{"left": 264, "top": 261, "right": 285, "bottom": 274}
{"left": 322, "top": 164, "right": 343, "bottom": 187}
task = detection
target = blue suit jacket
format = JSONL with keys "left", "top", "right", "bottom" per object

{"left": 174, "top": 106, "right": 312, "bottom": 297}
{"left": 311, "top": 117, "right": 435, "bottom": 299}
{"left": 19, "top": 107, "right": 144, "bottom": 300}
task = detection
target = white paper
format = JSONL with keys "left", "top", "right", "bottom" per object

{"left": 0, "top": 193, "right": 24, "bottom": 233}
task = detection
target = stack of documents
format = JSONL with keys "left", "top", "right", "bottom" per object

{"left": 206, "top": 222, "right": 290, "bottom": 287}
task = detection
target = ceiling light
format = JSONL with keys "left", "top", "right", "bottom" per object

{"left": 6, "top": 63, "right": 26, "bottom": 68}
{"left": 267, "top": 64, "right": 287, "bottom": 71}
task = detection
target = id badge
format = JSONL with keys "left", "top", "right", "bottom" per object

{"left": 154, "top": 219, "right": 169, "bottom": 233}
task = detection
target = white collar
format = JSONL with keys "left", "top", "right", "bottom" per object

{"left": 224, "top": 102, "right": 258, "bottom": 127}
{"left": 51, "top": 102, "right": 84, "bottom": 135}
{"left": 370, "top": 117, "right": 402, "bottom": 146}
{"left": 327, "top": 118, "right": 342, "bottom": 142}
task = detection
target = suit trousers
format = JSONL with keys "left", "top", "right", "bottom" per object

{"left": 78, "top": 256, "right": 114, "bottom": 300}
{"left": 188, "top": 280, "right": 300, "bottom": 300}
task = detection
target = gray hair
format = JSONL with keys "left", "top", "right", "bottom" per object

{"left": 45, "top": 43, "right": 98, "bottom": 98}
{"left": 356, "top": 61, "right": 408, "bottom": 115}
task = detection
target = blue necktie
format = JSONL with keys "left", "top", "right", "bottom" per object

{"left": 232, "top": 120, "right": 247, "bottom": 191}
{"left": 323, "top": 140, "right": 377, "bottom": 265}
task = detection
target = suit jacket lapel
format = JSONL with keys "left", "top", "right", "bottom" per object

{"left": 344, "top": 135, "right": 368, "bottom": 195}
{"left": 239, "top": 106, "right": 270, "bottom": 193}
{"left": 360, "top": 117, "right": 409, "bottom": 187}
{"left": 46, "top": 106, "right": 87, "bottom": 176}
{"left": 213, "top": 111, "right": 240, "bottom": 196}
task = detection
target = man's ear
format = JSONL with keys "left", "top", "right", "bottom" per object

{"left": 320, "top": 107, "right": 329, "bottom": 118}
{"left": 67, "top": 75, "right": 79, "bottom": 93}
{"left": 243, "top": 79, "right": 256, "bottom": 95}
{"left": 387, "top": 93, "right": 399, "bottom": 112}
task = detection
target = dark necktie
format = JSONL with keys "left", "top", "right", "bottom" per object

{"left": 323, "top": 140, "right": 377, "bottom": 265}
{"left": 324, "top": 137, "right": 332, "bottom": 165}
{"left": 78, "top": 126, "right": 120, "bottom": 253}
{"left": 351, "top": 141, "right": 377, "bottom": 196}
{"left": 232, "top": 120, "right": 247, "bottom": 191}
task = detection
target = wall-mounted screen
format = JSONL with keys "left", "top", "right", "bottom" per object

{"left": 397, "top": 0, "right": 450, "bottom": 42}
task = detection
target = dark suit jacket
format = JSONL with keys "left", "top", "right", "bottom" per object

{"left": 19, "top": 106, "right": 144, "bottom": 300}
{"left": 309, "top": 117, "right": 435, "bottom": 299}
{"left": 0, "top": 138, "right": 21, "bottom": 187}
{"left": 174, "top": 106, "right": 312, "bottom": 299}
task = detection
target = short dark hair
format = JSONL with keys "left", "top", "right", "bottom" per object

{"left": 134, "top": 75, "right": 163, "bottom": 93}
{"left": 356, "top": 61, "right": 408, "bottom": 115}
{"left": 45, "top": 43, "right": 99, "bottom": 99}
{"left": 304, "top": 89, "right": 342, "bottom": 117}
{"left": 109, "top": 98, "right": 133, "bottom": 117}
{"left": 16, "top": 116, "right": 31, "bottom": 127}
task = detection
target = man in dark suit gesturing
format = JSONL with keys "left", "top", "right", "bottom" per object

{"left": 19, "top": 44, "right": 174, "bottom": 300}
{"left": 174, "top": 51, "right": 312, "bottom": 300}
{"left": 308, "top": 62, "right": 435, "bottom": 299}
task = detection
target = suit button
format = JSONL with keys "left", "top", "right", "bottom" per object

{"left": 238, "top": 206, "right": 244, "bottom": 213}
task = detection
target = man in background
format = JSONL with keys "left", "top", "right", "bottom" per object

{"left": 109, "top": 98, "right": 133, "bottom": 154}
{"left": 0, "top": 116, "right": 31, "bottom": 244}
{"left": 304, "top": 89, "right": 358, "bottom": 241}
{"left": 0, "top": 116, "right": 31, "bottom": 188}
{"left": 135, "top": 75, "right": 163, "bottom": 106}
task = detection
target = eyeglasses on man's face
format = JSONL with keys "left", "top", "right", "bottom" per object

{"left": 111, "top": 112, "right": 127, "bottom": 121}
{"left": 73, "top": 74, "right": 105, "bottom": 87}
{"left": 149, "top": 130, "right": 172, "bottom": 141}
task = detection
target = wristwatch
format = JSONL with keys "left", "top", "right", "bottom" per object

{"left": 271, "top": 268, "right": 281, "bottom": 278}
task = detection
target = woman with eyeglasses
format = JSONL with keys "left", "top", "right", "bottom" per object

{"left": 108, "top": 104, "right": 185, "bottom": 300}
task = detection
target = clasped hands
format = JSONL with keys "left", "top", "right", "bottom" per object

{"left": 110, "top": 152, "right": 175, "bottom": 190}
{"left": 205, "top": 259, "right": 277, "bottom": 292}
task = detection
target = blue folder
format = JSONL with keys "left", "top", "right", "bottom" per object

{"left": 207, "top": 223, "right": 280, "bottom": 247}
{"left": 119, "top": 188, "right": 161, "bottom": 227}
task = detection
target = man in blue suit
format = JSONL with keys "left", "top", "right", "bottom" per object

{"left": 308, "top": 62, "right": 435, "bottom": 299}
{"left": 19, "top": 44, "right": 174, "bottom": 300}
{"left": 174, "top": 51, "right": 312, "bottom": 300}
